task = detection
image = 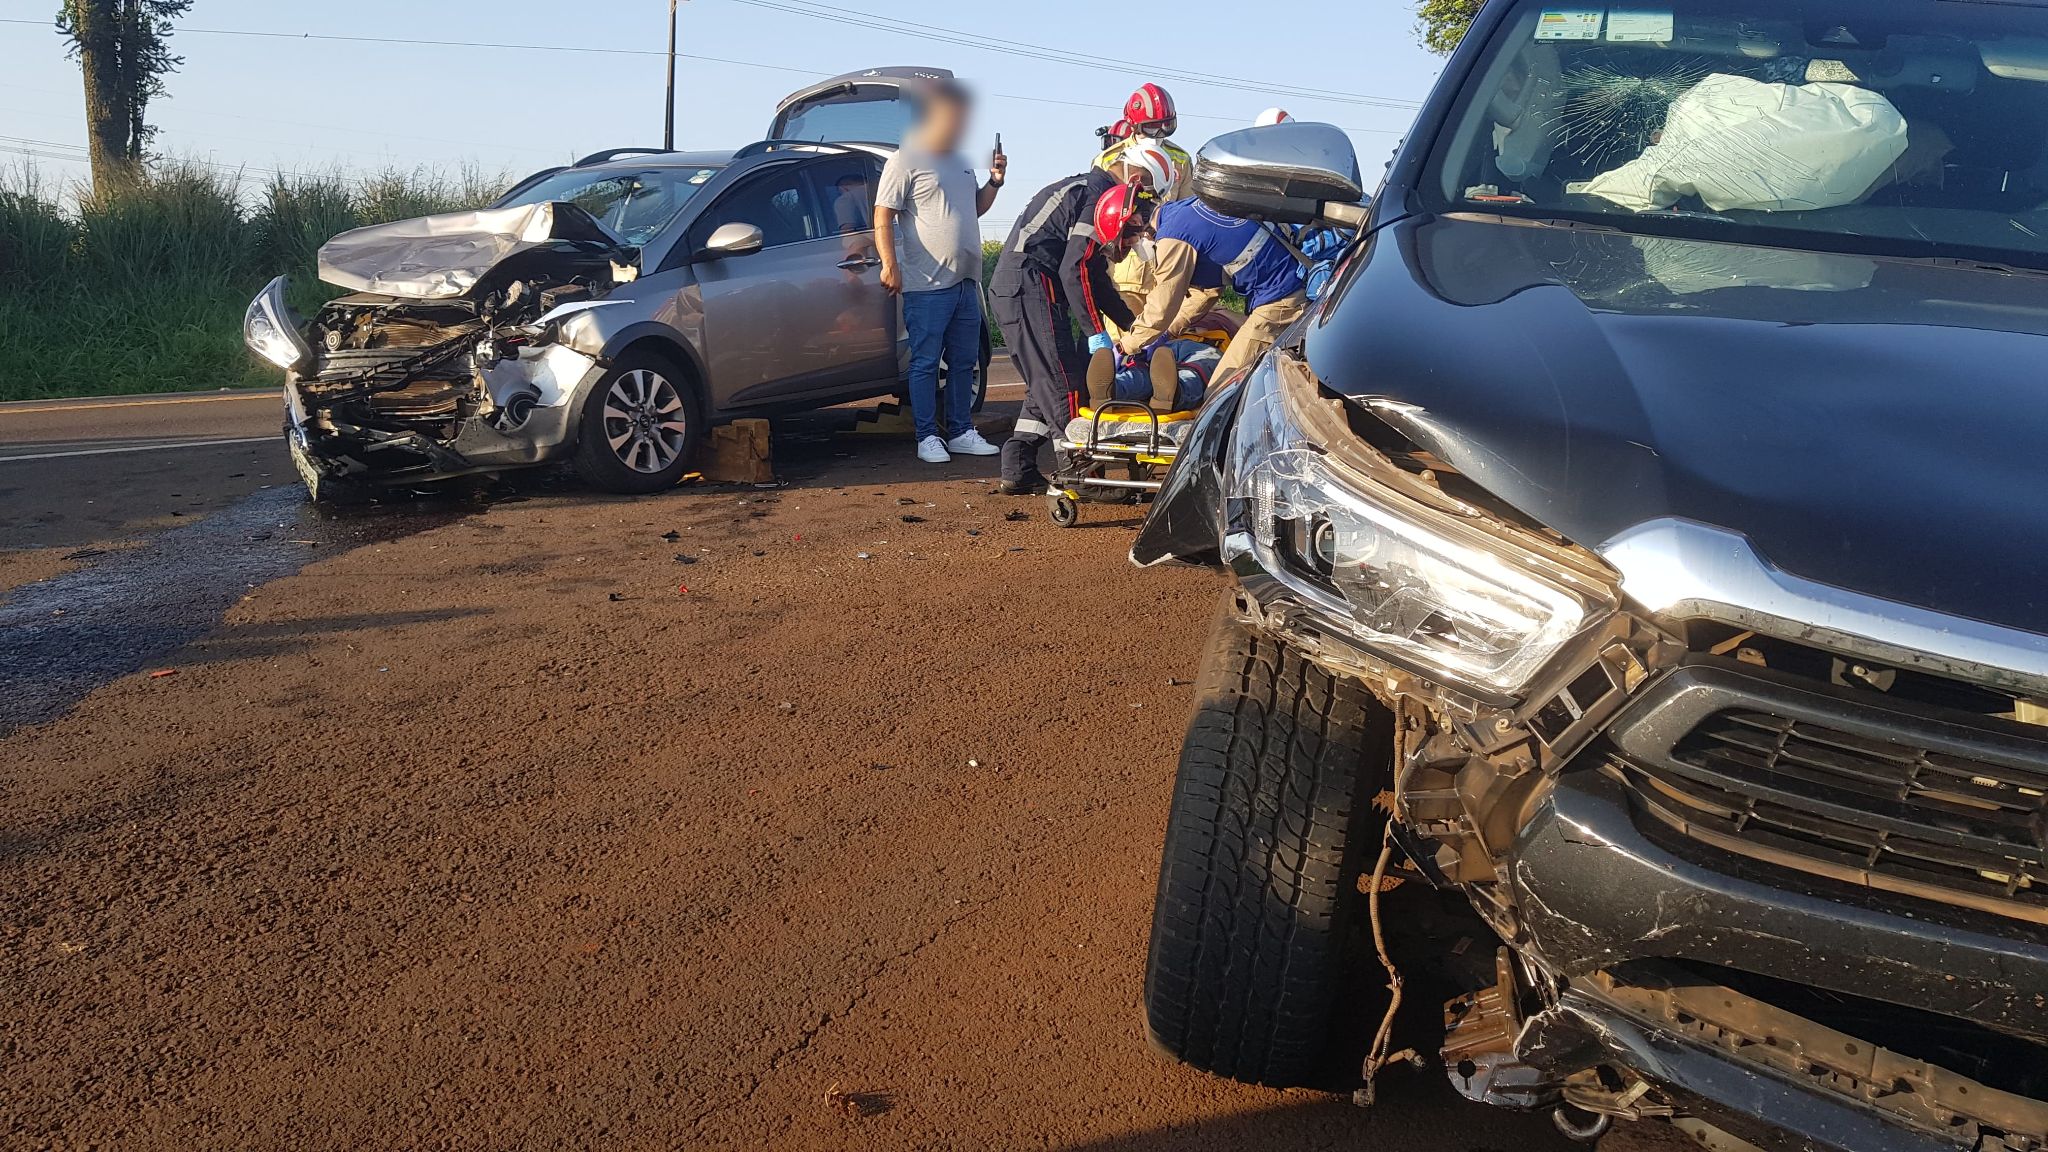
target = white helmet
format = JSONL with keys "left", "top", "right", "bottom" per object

{"left": 1254, "top": 107, "right": 1293, "bottom": 127}
{"left": 1117, "top": 139, "right": 1176, "bottom": 193}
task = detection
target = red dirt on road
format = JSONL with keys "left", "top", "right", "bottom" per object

{"left": 0, "top": 428, "right": 1675, "bottom": 1151}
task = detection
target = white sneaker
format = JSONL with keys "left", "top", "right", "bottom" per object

{"left": 917, "top": 435, "right": 952, "bottom": 464}
{"left": 946, "top": 429, "right": 1001, "bottom": 457}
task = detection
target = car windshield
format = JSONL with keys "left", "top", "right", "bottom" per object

{"left": 778, "top": 89, "right": 916, "bottom": 144}
{"left": 500, "top": 166, "right": 722, "bottom": 245}
{"left": 1428, "top": 0, "right": 2048, "bottom": 269}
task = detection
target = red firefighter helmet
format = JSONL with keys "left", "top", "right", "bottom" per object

{"left": 1092, "top": 180, "right": 1147, "bottom": 251}
{"left": 1123, "top": 83, "right": 1178, "bottom": 137}
{"left": 1094, "top": 118, "right": 1134, "bottom": 146}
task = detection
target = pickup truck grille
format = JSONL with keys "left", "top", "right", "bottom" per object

{"left": 1606, "top": 666, "right": 2048, "bottom": 927}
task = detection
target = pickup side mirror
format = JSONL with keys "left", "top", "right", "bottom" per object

{"left": 699, "top": 221, "right": 765, "bottom": 260}
{"left": 1193, "top": 122, "right": 1370, "bottom": 229}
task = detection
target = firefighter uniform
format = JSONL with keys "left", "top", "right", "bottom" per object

{"left": 989, "top": 169, "right": 1136, "bottom": 488}
{"left": 1095, "top": 137, "right": 1195, "bottom": 320}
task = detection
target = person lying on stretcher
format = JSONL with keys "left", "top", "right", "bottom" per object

{"left": 1084, "top": 337, "right": 1220, "bottom": 414}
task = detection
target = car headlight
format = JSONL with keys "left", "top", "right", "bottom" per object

{"left": 1223, "top": 352, "right": 1615, "bottom": 699}
{"left": 243, "top": 275, "right": 311, "bottom": 370}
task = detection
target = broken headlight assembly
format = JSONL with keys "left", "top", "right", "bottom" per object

{"left": 243, "top": 275, "right": 312, "bottom": 371}
{"left": 1222, "top": 350, "right": 1618, "bottom": 700}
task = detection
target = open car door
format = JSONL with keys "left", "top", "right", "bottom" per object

{"left": 769, "top": 66, "right": 954, "bottom": 145}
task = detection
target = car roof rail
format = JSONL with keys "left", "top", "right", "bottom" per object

{"left": 731, "top": 139, "right": 869, "bottom": 160}
{"left": 573, "top": 147, "right": 674, "bottom": 167}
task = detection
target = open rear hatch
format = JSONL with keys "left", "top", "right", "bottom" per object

{"left": 768, "top": 66, "right": 953, "bottom": 144}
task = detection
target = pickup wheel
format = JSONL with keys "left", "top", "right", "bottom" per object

{"left": 573, "top": 352, "right": 705, "bottom": 495}
{"left": 1143, "top": 604, "right": 1391, "bottom": 1088}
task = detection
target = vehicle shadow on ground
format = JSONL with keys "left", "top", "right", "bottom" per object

{"left": 163, "top": 607, "right": 490, "bottom": 669}
{"left": 1052, "top": 1093, "right": 1581, "bottom": 1152}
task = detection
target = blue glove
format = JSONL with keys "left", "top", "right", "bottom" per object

{"left": 1087, "top": 332, "right": 1114, "bottom": 355}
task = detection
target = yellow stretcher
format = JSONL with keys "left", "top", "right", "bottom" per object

{"left": 1046, "top": 402, "right": 1195, "bottom": 528}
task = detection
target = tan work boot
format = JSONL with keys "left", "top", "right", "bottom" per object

{"left": 1148, "top": 348, "right": 1181, "bottom": 412}
{"left": 1086, "top": 348, "right": 1118, "bottom": 409}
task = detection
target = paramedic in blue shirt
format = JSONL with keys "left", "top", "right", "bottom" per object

{"left": 1116, "top": 197, "right": 1308, "bottom": 387}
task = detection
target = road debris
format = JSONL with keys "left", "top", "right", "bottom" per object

{"left": 1004, "top": 510, "right": 1029, "bottom": 522}
{"left": 148, "top": 669, "right": 177, "bottom": 679}
{"left": 674, "top": 554, "right": 698, "bottom": 565}
{"left": 608, "top": 592, "right": 627, "bottom": 602}
{"left": 824, "top": 1082, "right": 891, "bottom": 1118}
{"left": 661, "top": 530, "right": 682, "bottom": 542}
{"left": 900, "top": 515, "right": 925, "bottom": 524}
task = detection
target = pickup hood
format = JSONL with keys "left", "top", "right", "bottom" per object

{"left": 1305, "top": 213, "right": 2048, "bottom": 635}
{"left": 317, "top": 202, "right": 627, "bottom": 299}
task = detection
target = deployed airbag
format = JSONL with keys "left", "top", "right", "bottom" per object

{"left": 1582, "top": 74, "right": 1908, "bottom": 213}
{"left": 317, "top": 202, "right": 626, "bottom": 299}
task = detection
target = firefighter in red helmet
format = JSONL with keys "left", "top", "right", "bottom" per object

{"left": 988, "top": 169, "right": 1156, "bottom": 494}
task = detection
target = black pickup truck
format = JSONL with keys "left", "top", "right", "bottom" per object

{"left": 1135, "top": 2, "right": 2048, "bottom": 1150}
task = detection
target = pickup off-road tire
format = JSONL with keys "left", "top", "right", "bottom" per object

{"left": 572, "top": 350, "right": 706, "bottom": 495}
{"left": 1143, "top": 604, "right": 1391, "bottom": 1088}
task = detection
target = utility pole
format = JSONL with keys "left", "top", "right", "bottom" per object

{"left": 663, "top": 0, "right": 679, "bottom": 151}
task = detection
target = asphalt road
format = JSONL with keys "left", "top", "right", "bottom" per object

{"left": 0, "top": 385, "right": 1680, "bottom": 1152}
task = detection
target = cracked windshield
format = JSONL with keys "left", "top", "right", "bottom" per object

{"left": 501, "top": 166, "right": 723, "bottom": 245}
{"left": 1432, "top": 0, "right": 2048, "bottom": 265}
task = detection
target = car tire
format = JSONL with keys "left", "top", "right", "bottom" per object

{"left": 1142, "top": 603, "right": 1391, "bottom": 1088}
{"left": 571, "top": 351, "right": 706, "bottom": 496}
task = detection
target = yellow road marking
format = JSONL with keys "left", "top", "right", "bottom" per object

{"left": 3, "top": 391, "right": 281, "bottom": 414}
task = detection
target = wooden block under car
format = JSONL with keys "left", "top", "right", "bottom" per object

{"left": 702, "top": 418, "right": 774, "bottom": 483}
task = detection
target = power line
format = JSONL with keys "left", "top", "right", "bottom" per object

{"left": 728, "top": 0, "right": 1421, "bottom": 111}
{"left": 0, "top": 15, "right": 1416, "bottom": 132}
{"left": 0, "top": 134, "right": 327, "bottom": 181}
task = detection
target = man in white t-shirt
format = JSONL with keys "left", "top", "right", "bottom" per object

{"left": 875, "top": 79, "right": 1008, "bottom": 464}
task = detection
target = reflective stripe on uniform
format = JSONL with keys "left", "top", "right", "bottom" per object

{"left": 1223, "top": 226, "right": 1272, "bottom": 278}
{"left": 1069, "top": 222, "right": 1096, "bottom": 240}
{"left": 1013, "top": 417, "right": 1052, "bottom": 436}
{"left": 1013, "top": 178, "right": 1088, "bottom": 254}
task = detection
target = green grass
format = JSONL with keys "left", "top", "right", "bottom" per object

{"left": 0, "top": 160, "right": 503, "bottom": 401}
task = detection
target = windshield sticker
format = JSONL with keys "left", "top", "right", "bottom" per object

{"left": 1606, "top": 9, "right": 1673, "bottom": 42}
{"left": 689, "top": 170, "right": 716, "bottom": 184}
{"left": 1536, "top": 9, "right": 1604, "bottom": 40}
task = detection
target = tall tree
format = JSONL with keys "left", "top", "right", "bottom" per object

{"left": 54, "top": 0, "right": 193, "bottom": 197}
{"left": 1416, "top": 0, "right": 1484, "bottom": 55}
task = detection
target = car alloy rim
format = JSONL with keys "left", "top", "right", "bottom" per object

{"left": 602, "top": 369, "right": 688, "bottom": 474}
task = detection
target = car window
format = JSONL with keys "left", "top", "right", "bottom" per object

{"left": 808, "top": 155, "right": 880, "bottom": 237}
{"left": 1427, "top": 0, "right": 2048, "bottom": 269}
{"left": 687, "top": 164, "right": 821, "bottom": 253}
{"left": 777, "top": 89, "right": 916, "bottom": 145}
{"left": 499, "top": 166, "right": 721, "bottom": 246}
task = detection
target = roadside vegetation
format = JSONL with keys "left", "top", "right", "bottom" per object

{"left": 0, "top": 161, "right": 500, "bottom": 402}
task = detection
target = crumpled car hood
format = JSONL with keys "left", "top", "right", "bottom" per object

{"left": 1303, "top": 213, "right": 2048, "bottom": 635}
{"left": 317, "top": 202, "right": 626, "bottom": 299}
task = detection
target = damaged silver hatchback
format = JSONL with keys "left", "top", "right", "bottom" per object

{"left": 242, "top": 68, "right": 974, "bottom": 502}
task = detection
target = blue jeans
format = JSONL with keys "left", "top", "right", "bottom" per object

{"left": 902, "top": 280, "right": 981, "bottom": 442}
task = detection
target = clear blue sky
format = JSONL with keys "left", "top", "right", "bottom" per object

{"left": 0, "top": 0, "right": 1445, "bottom": 235}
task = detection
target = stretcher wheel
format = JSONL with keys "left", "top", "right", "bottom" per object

{"left": 1048, "top": 493, "right": 1080, "bottom": 528}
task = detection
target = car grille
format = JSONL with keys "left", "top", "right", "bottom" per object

{"left": 1607, "top": 666, "right": 2048, "bottom": 927}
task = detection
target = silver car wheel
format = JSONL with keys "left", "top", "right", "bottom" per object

{"left": 601, "top": 369, "right": 689, "bottom": 474}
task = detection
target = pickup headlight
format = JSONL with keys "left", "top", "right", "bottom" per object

{"left": 1223, "top": 352, "right": 1615, "bottom": 699}
{"left": 243, "top": 275, "right": 311, "bottom": 370}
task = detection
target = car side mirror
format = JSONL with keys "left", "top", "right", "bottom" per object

{"left": 700, "top": 221, "right": 765, "bottom": 260}
{"left": 1193, "top": 122, "right": 1371, "bottom": 229}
